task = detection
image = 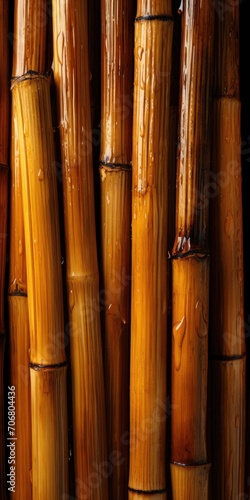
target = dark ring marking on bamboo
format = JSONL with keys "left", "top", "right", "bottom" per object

{"left": 128, "top": 487, "right": 167, "bottom": 494}
{"left": 171, "top": 249, "right": 209, "bottom": 259}
{"left": 171, "top": 460, "right": 210, "bottom": 467}
{"left": 99, "top": 160, "right": 132, "bottom": 170}
{"left": 135, "top": 14, "right": 174, "bottom": 22}
{"left": 30, "top": 361, "right": 68, "bottom": 371}
{"left": 9, "top": 291, "right": 27, "bottom": 297}
{"left": 209, "top": 353, "right": 246, "bottom": 361}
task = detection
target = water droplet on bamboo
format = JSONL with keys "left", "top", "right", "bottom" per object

{"left": 194, "top": 300, "right": 207, "bottom": 338}
{"left": 225, "top": 211, "right": 235, "bottom": 238}
{"left": 173, "top": 316, "right": 186, "bottom": 371}
{"left": 137, "top": 46, "right": 144, "bottom": 60}
{"left": 38, "top": 168, "right": 44, "bottom": 180}
{"left": 69, "top": 289, "right": 75, "bottom": 311}
{"left": 18, "top": 239, "right": 22, "bottom": 255}
{"left": 140, "top": 123, "right": 145, "bottom": 137}
{"left": 56, "top": 31, "right": 64, "bottom": 65}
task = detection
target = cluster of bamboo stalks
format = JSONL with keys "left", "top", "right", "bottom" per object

{"left": 0, "top": 0, "right": 249, "bottom": 499}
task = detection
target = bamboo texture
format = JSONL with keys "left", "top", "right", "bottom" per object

{"left": 8, "top": 104, "right": 32, "bottom": 499}
{"left": 170, "top": 2, "right": 213, "bottom": 498}
{"left": 52, "top": 1, "right": 108, "bottom": 498}
{"left": 129, "top": 0, "right": 173, "bottom": 497}
{"left": 209, "top": 5, "right": 246, "bottom": 497}
{"left": 0, "top": 2, "right": 9, "bottom": 498}
{"left": 99, "top": 0, "right": 134, "bottom": 497}
{"left": 11, "top": 73, "right": 68, "bottom": 499}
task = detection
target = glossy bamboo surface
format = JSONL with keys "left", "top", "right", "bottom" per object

{"left": 12, "top": 0, "right": 47, "bottom": 76}
{"left": 171, "top": 1, "right": 213, "bottom": 496}
{"left": 129, "top": 0, "right": 173, "bottom": 494}
{"left": 12, "top": 73, "right": 68, "bottom": 499}
{"left": 30, "top": 366, "right": 68, "bottom": 499}
{"left": 12, "top": 74, "right": 66, "bottom": 366}
{"left": 8, "top": 105, "right": 32, "bottom": 499}
{"left": 100, "top": 0, "right": 134, "bottom": 497}
{"left": 52, "top": 1, "right": 108, "bottom": 497}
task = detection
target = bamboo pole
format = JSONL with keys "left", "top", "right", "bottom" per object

{"left": 209, "top": 5, "right": 246, "bottom": 497}
{"left": 52, "top": 2, "right": 109, "bottom": 498}
{"left": 170, "top": 2, "right": 213, "bottom": 498}
{"left": 129, "top": 1, "right": 173, "bottom": 498}
{"left": 99, "top": 0, "right": 134, "bottom": 497}
{"left": 11, "top": 73, "right": 68, "bottom": 499}
{"left": 0, "top": 2, "right": 9, "bottom": 498}
{"left": 8, "top": 102, "right": 32, "bottom": 499}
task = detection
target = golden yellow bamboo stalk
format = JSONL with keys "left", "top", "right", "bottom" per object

{"left": 170, "top": 2, "right": 213, "bottom": 498}
{"left": 0, "top": 2, "right": 9, "bottom": 498}
{"left": 129, "top": 1, "right": 173, "bottom": 498}
{"left": 209, "top": 6, "right": 246, "bottom": 497}
{"left": 99, "top": 1, "right": 134, "bottom": 497}
{"left": 12, "top": 73, "right": 68, "bottom": 499}
{"left": 52, "top": 2, "right": 108, "bottom": 498}
{"left": 8, "top": 5, "right": 54, "bottom": 496}
{"left": 8, "top": 102, "right": 32, "bottom": 500}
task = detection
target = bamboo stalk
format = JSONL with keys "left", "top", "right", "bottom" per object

{"left": 129, "top": 1, "right": 173, "bottom": 498}
{"left": 209, "top": 5, "right": 246, "bottom": 497}
{"left": 8, "top": 102, "right": 32, "bottom": 499}
{"left": 52, "top": 2, "right": 109, "bottom": 498}
{"left": 0, "top": 2, "right": 9, "bottom": 498}
{"left": 99, "top": 0, "right": 134, "bottom": 497}
{"left": 11, "top": 73, "right": 68, "bottom": 499}
{"left": 8, "top": 3, "right": 52, "bottom": 497}
{"left": 170, "top": 2, "right": 213, "bottom": 498}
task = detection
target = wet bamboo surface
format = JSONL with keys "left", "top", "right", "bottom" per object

{"left": 8, "top": 106, "right": 32, "bottom": 499}
{"left": 0, "top": 2, "right": 9, "bottom": 498}
{"left": 209, "top": 5, "right": 246, "bottom": 498}
{"left": 129, "top": 1, "right": 173, "bottom": 498}
{"left": 170, "top": 2, "right": 213, "bottom": 498}
{"left": 52, "top": 1, "right": 108, "bottom": 498}
{"left": 99, "top": 0, "right": 134, "bottom": 498}
{"left": 11, "top": 74, "right": 68, "bottom": 499}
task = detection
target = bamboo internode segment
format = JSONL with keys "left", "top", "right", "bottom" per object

{"left": 171, "top": 255, "right": 209, "bottom": 463}
{"left": 30, "top": 366, "right": 68, "bottom": 499}
{"left": 52, "top": 1, "right": 108, "bottom": 497}
{"left": 12, "top": 74, "right": 66, "bottom": 366}
{"left": 8, "top": 298, "right": 31, "bottom": 499}
{"left": 8, "top": 106, "right": 32, "bottom": 499}
{"left": 210, "top": 99, "right": 244, "bottom": 357}
{"left": 12, "top": 0, "right": 47, "bottom": 76}
{"left": 170, "top": 463, "right": 210, "bottom": 500}
{"left": 100, "top": 0, "right": 134, "bottom": 497}
{"left": 129, "top": 0, "right": 173, "bottom": 494}
{"left": 172, "top": 3, "right": 213, "bottom": 254}
{"left": 210, "top": 358, "right": 246, "bottom": 498}
{"left": 100, "top": 167, "right": 132, "bottom": 498}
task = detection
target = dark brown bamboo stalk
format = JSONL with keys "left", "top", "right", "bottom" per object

{"left": 209, "top": 6, "right": 246, "bottom": 498}
{"left": 170, "top": 2, "right": 213, "bottom": 498}
{"left": 0, "top": 2, "right": 9, "bottom": 498}
{"left": 52, "top": 2, "right": 109, "bottom": 498}
{"left": 99, "top": 1, "right": 134, "bottom": 498}
{"left": 129, "top": 1, "right": 173, "bottom": 498}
